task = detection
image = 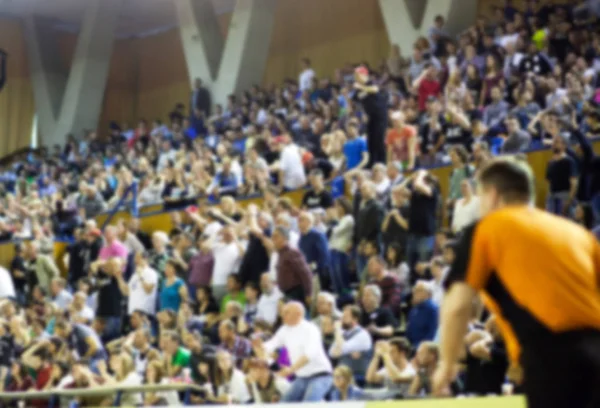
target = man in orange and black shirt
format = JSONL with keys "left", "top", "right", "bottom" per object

{"left": 433, "top": 157, "right": 600, "bottom": 408}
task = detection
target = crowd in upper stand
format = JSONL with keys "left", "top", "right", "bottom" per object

{"left": 0, "top": 0, "right": 599, "bottom": 406}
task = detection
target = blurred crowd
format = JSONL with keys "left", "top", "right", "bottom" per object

{"left": 0, "top": 0, "right": 599, "bottom": 406}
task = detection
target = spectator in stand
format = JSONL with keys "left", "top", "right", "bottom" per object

{"left": 256, "top": 273, "right": 283, "bottom": 326}
{"left": 366, "top": 338, "right": 416, "bottom": 398}
{"left": 360, "top": 285, "right": 397, "bottom": 343}
{"left": 546, "top": 135, "right": 578, "bottom": 215}
{"left": 302, "top": 169, "right": 333, "bottom": 211}
{"left": 218, "top": 319, "right": 252, "bottom": 364}
{"left": 406, "top": 281, "right": 438, "bottom": 348}
{"left": 329, "top": 305, "right": 373, "bottom": 376}
{"left": 353, "top": 66, "right": 388, "bottom": 167}
{"left": 253, "top": 302, "right": 333, "bottom": 402}
{"left": 366, "top": 256, "right": 402, "bottom": 316}
{"left": 483, "top": 87, "right": 510, "bottom": 133}
{"left": 451, "top": 180, "right": 480, "bottom": 233}
{"left": 246, "top": 358, "right": 290, "bottom": 403}
{"left": 328, "top": 197, "right": 354, "bottom": 295}
{"left": 406, "top": 171, "right": 440, "bottom": 275}
{"left": 24, "top": 241, "right": 60, "bottom": 294}
{"left": 355, "top": 181, "right": 385, "bottom": 278}
{"left": 191, "top": 78, "right": 211, "bottom": 118}
{"left": 386, "top": 111, "right": 418, "bottom": 170}
{"left": 298, "top": 211, "right": 331, "bottom": 293}
{"left": 502, "top": 114, "right": 532, "bottom": 153}
{"left": 276, "top": 134, "right": 307, "bottom": 192}
{"left": 343, "top": 118, "right": 369, "bottom": 172}
{"left": 159, "top": 259, "right": 188, "bottom": 312}
{"left": 413, "top": 65, "right": 441, "bottom": 112}
{"left": 299, "top": 58, "right": 316, "bottom": 93}
{"left": 272, "top": 226, "right": 312, "bottom": 305}
{"left": 49, "top": 278, "right": 73, "bottom": 310}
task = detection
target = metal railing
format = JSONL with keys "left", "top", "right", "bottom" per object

{"left": 0, "top": 382, "right": 204, "bottom": 407}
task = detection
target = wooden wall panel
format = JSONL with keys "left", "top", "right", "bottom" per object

{"left": 0, "top": 19, "right": 34, "bottom": 156}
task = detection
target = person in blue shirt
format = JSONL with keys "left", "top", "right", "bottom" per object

{"left": 343, "top": 118, "right": 369, "bottom": 171}
{"left": 159, "top": 260, "right": 188, "bottom": 312}
{"left": 406, "top": 281, "right": 439, "bottom": 348}
{"left": 207, "top": 159, "right": 239, "bottom": 196}
{"left": 298, "top": 211, "right": 331, "bottom": 290}
{"left": 182, "top": 118, "right": 197, "bottom": 140}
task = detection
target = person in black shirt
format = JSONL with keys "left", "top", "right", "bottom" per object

{"left": 406, "top": 171, "right": 440, "bottom": 279}
{"left": 443, "top": 104, "right": 474, "bottom": 151}
{"left": 66, "top": 228, "right": 89, "bottom": 289}
{"left": 10, "top": 243, "right": 30, "bottom": 305}
{"left": 353, "top": 66, "right": 388, "bottom": 168}
{"left": 237, "top": 209, "right": 271, "bottom": 286}
{"left": 519, "top": 42, "right": 552, "bottom": 77}
{"left": 360, "top": 284, "right": 397, "bottom": 343}
{"left": 382, "top": 186, "right": 410, "bottom": 252}
{"left": 545, "top": 135, "right": 578, "bottom": 215}
{"left": 91, "top": 258, "right": 124, "bottom": 342}
{"left": 301, "top": 169, "right": 333, "bottom": 210}
{"left": 462, "top": 317, "right": 509, "bottom": 396}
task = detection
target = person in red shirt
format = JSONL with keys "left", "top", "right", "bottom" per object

{"left": 413, "top": 65, "right": 441, "bottom": 112}
{"left": 385, "top": 111, "right": 419, "bottom": 170}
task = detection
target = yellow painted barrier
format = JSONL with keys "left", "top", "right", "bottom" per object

{"left": 367, "top": 396, "right": 526, "bottom": 408}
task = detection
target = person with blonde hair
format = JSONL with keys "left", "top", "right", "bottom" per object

{"left": 97, "top": 351, "right": 143, "bottom": 406}
{"left": 144, "top": 359, "right": 181, "bottom": 406}
{"left": 330, "top": 365, "right": 369, "bottom": 401}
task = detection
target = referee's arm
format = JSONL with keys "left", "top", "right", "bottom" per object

{"left": 433, "top": 222, "right": 493, "bottom": 395}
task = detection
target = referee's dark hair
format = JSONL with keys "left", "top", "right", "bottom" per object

{"left": 477, "top": 157, "right": 535, "bottom": 204}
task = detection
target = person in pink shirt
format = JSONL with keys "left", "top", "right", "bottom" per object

{"left": 98, "top": 226, "right": 128, "bottom": 263}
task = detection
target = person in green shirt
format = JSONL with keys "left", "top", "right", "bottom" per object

{"left": 164, "top": 332, "right": 191, "bottom": 377}
{"left": 220, "top": 275, "right": 247, "bottom": 313}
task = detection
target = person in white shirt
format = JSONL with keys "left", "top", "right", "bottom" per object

{"left": 329, "top": 305, "right": 373, "bottom": 375}
{"left": 211, "top": 226, "right": 243, "bottom": 301}
{"left": 49, "top": 278, "right": 73, "bottom": 310}
{"left": 210, "top": 350, "right": 251, "bottom": 404}
{"left": 277, "top": 135, "right": 307, "bottom": 191}
{"left": 256, "top": 273, "right": 283, "bottom": 325}
{"left": 98, "top": 352, "right": 143, "bottom": 406}
{"left": 366, "top": 337, "right": 416, "bottom": 398}
{"left": 253, "top": 302, "right": 333, "bottom": 402}
{"left": 0, "top": 266, "right": 15, "bottom": 299}
{"left": 429, "top": 257, "right": 448, "bottom": 307}
{"left": 451, "top": 180, "right": 480, "bottom": 233}
{"left": 298, "top": 58, "right": 316, "bottom": 92}
{"left": 115, "top": 252, "right": 159, "bottom": 316}
{"left": 69, "top": 291, "right": 96, "bottom": 324}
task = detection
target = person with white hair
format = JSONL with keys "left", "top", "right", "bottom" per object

{"left": 252, "top": 302, "right": 333, "bottom": 402}
{"left": 406, "top": 280, "right": 439, "bottom": 348}
{"left": 360, "top": 284, "right": 397, "bottom": 343}
{"left": 256, "top": 272, "right": 283, "bottom": 325}
{"left": 312, "top": 291, "right": 342, "bottom": 327}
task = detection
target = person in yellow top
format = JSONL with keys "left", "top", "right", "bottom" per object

{"left": 433, "top": 157, "right": 600, "bottom": 408}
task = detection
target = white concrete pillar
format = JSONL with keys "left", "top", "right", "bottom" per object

{"left": 24, "top": 0, "right": 123, "bottom": 148}
{"left": 175, "top": 0, "right": 276, "bottom": 106}
{"left": 378, "top": 0, "right": 477, "bottom": 55}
